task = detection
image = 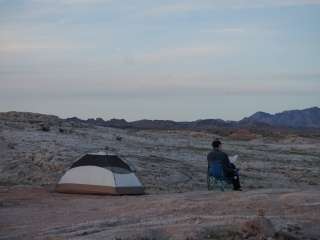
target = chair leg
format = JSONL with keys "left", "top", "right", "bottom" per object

{"left": 207, "top": 176, "right": 211, "bottom": 190}
{"left": 208, "top": 176, "right": 215, "bottom": 191}
{"left": 214, "top": 179, "right": 225, "bottom": 192}
{"left": 220, "top": 181, "right": 225, "bottom": 192}
{"left": 208, "top": 177, "right": 230, "bottom": 192}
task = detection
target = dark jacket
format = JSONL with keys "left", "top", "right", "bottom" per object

{"left": 207, "top": 149, "right": 235, "bottom": 176}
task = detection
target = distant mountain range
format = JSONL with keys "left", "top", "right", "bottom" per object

{"left": 240, "top": 107, "right": 320, "bottom": 128}
{"left": 1, "top": 107, "right": 319, "bottom": 131}
{"left": 66, "top": 106, "right": 320, "bottom": 130}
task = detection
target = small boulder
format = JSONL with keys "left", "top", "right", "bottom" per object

{"left": 241, "top": 210, "right": 276, "bottom": 239}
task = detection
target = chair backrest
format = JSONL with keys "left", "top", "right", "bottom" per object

{"left": 208, "top": 162, "right": 225, "bottom": 180}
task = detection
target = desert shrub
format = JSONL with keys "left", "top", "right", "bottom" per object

{"left": 39, "top": 123, "right": 50, "bottom": 132}
{"left": 58, "top": 128, "right": 73, "bottom": 134}
{"left": 7, "top": 142, "right": 17, "bottom": 149}
{"left": 201, "top": 227, "right": 242, "bottom": 240}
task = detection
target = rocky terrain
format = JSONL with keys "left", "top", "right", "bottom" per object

{"left": 0, "top": 112, "right": 320, "bottom": 239}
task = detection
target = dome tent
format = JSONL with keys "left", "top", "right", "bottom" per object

{"left": 55, "top": 152, "right": 144, "bottom": 195}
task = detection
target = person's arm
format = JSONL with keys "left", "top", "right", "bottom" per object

{"left": 222, "top": 153, "right": 235, "bottom": 174}
{"left": 225, "top": 154, "right": 236, "bottom": 169}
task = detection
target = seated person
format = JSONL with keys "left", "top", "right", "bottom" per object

{"left": 207, "top": 139, "right": 242, "bottom": 191}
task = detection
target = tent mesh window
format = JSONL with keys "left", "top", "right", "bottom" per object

{"left": 71, "top": 155, "right": 132, "bottom": 174}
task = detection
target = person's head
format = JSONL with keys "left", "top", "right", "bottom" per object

{"left": 212, "top": 138, "right": 222, "bottom": 150}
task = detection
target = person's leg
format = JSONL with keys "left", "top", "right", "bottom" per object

{"left": 225, "top": 167, "right": 241, "bottom": 190}
{"left": 232, "top": 170, "right": 241, "bottom": 190}
{"left": 232, "top": 176, "right": 241, "bottom": 190}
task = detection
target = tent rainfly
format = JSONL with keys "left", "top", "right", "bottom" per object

{"left": 55, "top": 152, "right": 144, "bottom": 195}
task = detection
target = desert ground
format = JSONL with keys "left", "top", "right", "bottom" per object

{"left": 0, "top": 113, "right": 319, "bottom": 239}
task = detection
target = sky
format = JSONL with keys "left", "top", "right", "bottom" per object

{"left": 0, "top": 0, "right": 319, "bottom": 121}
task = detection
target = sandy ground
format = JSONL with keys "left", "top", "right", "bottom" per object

{"left": 1, "top": 115, "right": 320, "bottom": 239}
{"left": 1, "top": 122, "right": 319, "bottom": 194}
{"left": 1, "top": 186, "right": 320, "bottom": 240}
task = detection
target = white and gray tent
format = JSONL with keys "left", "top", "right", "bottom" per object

{"left": 55, "top": 152, "right": 144, "bottom": 195}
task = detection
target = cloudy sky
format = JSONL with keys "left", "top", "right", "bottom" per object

{"left": 0, "top": 0, "right": 319, "bottom": 121}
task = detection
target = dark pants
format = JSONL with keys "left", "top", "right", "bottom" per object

{"left": 230, "top": 173, "right": 241, "bottom": 190}
{"left": 226, "top": 164, "right": 241, "bottom": 190}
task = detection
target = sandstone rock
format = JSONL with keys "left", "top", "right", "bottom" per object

{"left": 241, "top": 215, "right": 276, "bottom": 239}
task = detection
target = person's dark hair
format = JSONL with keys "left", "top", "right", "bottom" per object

{"left": 212, "top": 138, "right": 221, "bottom": 149}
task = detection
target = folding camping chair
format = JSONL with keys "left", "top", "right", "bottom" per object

{"left": 207, "top": 162, "right": 232, "bottom": 191}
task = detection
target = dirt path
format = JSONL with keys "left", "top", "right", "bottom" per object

{"left": 1, "top": 186, "right": 320, "bottom": 240}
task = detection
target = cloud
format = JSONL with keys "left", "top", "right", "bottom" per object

{"left": 134, "top": 45, "right": 232, "bottom": 63}
{"left": 145, "top": 2, "right": 213, "bottom": 16}
{"left": 145, "top": 0, "right": 320, "bottom": 16}
{"left": 201, "top": 27, "right": 246, "bottom": 34}
{"left": 30, "top": 0, "right": 111, "bottom": 5}
{"left": 0, "top": 39, "right": 89, "bottom": 53}
{"left": 2, "top": 75, "right": 319, "bottom": 99}
{"left": 0, "top": 42, "right": 68, "bottom": 52}
{"left": 231, "top": 0, "right": 320, "bottom": 9}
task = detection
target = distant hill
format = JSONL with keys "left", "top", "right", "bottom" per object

{"left": 1, "top": 107, "right": 319, "bottom": 133}
{"left": 75, "top": 107, "right": 320, "bottom": 130}
{"left": 240, "top": 107, "right": 320, "bottom": 128}
{"left": 77, "top": 118, "right": 236, "bottom": 131}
